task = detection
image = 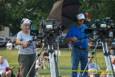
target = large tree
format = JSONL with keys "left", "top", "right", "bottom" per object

{"left": 0, "top": 0, "right": 115, "bottom": 34}
{"left": 81, "top": 0, "right": 115, "bottom": 20}
{"left": 0, "top": 0, "right": 54, "bottom": 35}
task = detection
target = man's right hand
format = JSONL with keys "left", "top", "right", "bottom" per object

{"left": 16, "top": 39, "right": 29, "bottom": 48}
{"left": 69, "top": 37, "right": 78, "bottom": 43}
{"left": 21, "top": 41, "right": 29, "bottom": 48}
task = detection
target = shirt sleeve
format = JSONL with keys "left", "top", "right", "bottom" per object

{"left": 81, "top": 24, "right": 88, "bottom": 39}
{"left": 17, "top": 32, "right": 22, "bottom": 40}
{"left": 82, "top": 24, "right": 88, "bottom": 32}
{"left": 65, "top": 27, "right": 74, "bottom": 38}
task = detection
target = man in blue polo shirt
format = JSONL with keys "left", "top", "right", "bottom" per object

{"left": 66, "top": 13, "right": 88, "bottom": 77}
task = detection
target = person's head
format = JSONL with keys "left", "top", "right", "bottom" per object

{"left": 76, "top": 13, "right": 85, "bottom": 25}
{"left": 110, "top": 48, "right": 115, "bottom": 56}
{"left": 111, "top": 56, "right": 115, "bottom": 64}
{"left": 0, "top": 56, "right": 4, "bottom": 64}
{"left": 21, "top": 18, "right": 31, "bottom": 34}
{"left": 88, "top": 53, "right": 94, "bottom": 63}
{"left": 88, "top": 41, "right": 94, "bottom": 49}
{"left": 84, "top": 12, "right": 92, "bottom": 21}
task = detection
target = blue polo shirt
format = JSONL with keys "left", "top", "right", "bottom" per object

{"left": 66, "top": 24, "right": 88, "bottom": 49}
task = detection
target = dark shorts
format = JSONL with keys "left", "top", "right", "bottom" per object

{"left": 18, "top": 54, "right": 36, "bottom": 77}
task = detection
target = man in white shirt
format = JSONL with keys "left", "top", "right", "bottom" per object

{"left": 0, "top": 56, "right": 11, "bottom": 77}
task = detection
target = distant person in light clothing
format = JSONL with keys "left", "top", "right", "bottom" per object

{"left": 0, "top": 56, "right": 12, "bottom": 77}
{"left": 16, "top": 18, "right": 36, "bottom": 77}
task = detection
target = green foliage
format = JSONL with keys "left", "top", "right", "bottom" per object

{"left": 0, "top": 0, "right": 115, "bottom": 35}
{"left": 81, "top": 0, "right": 115, "bottom": 20}
{"left": 0, "top": 0, "right": 54, "bottom": 35}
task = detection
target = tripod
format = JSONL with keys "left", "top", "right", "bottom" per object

{"left": 25, "top": 35, "right": 59, "bottom": 77}
{"left": 82, "top": 39, "right": 115, "bottom": 77}
{"left": 48, "top": 44, "right": 59, "bottom": 77}
{"left": 25, "top": 43, "right": 44, "bottom": 77}
{"left": 45, "top": 34, "right": 59, "bottom": 77}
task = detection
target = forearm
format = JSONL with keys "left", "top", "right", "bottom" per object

{"left": 16, "top": 39, "right": 23, "bottom": 45}
{"left": 67, "top": 37, "right": 78, "bottom": 43}
{"left": 16, "top": 39, "right": 29, "bottom": 48}
{"left": 65, "top": 38, "right": 72, "bottom": 43}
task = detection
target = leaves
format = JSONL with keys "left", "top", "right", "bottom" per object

{"left": 0, "top": 0, "right": 115, "bottom": 35}
{"left": 81, "top": 0, "right": 115, "bottom": 20}
{"left": 0, "top": 0, "right": 54, "bottom": 35}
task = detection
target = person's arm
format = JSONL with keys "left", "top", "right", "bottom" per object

{"left": 16, "top": 39, "right": 23, "bottom": 45}
{"left": 67, "top": 37, "right": 78, "bottom": 43}
{"left": 66, "top": 28, "right": 78, "bottom": 43}
{"left": 16, "top": 32, "right": 29, "bottom": 48}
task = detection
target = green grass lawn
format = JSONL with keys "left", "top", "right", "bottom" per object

{"left": 0, "top": 48, "right": 106, "bottom": 77}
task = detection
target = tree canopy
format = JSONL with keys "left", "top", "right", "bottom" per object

{"left": 0, "top": 0, "right": 115, "bottom": 35}
{"left": 0, "top": 0, "right": 54, "bottom": 34}
{"left": 81, "top": 0, "right": 115, "bottom": 19}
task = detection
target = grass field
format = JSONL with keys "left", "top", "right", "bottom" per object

{"left": 0, "top": 48, "right": 106, "bottom": 77}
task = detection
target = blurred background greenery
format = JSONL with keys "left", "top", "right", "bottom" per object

{"left": 0, "top": 0, "right": 115, "bottom": 35}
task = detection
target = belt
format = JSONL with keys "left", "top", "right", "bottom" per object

{"left": 73, "top": 46, "right": 87, "bottom": 50}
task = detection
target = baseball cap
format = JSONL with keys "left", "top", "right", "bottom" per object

{"left": 21, "top": 18, "right": 32, "bottom": 25}
{"left": 76, "top": 13, "right": 85, "bottom": 20}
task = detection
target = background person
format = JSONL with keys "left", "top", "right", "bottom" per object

{"left": 16, "top": 18, "right": 36, "bottom": 77}
{"left": 6, "top": 40, "right": 13, "bottom": 50}
{"left": 88, "top": 53, "right": 100, "bottom": 77}
{"left": 0, "top": 56, "right": 12, "bottom": 77}
{"left": 109, "top": 47, "right": 115, "bottom": 57}
{"left": 66, "top": 13, "right": 89, "bottom": 77}
{"left": 111, "top": 56, "right": 115, "bottom": 71}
